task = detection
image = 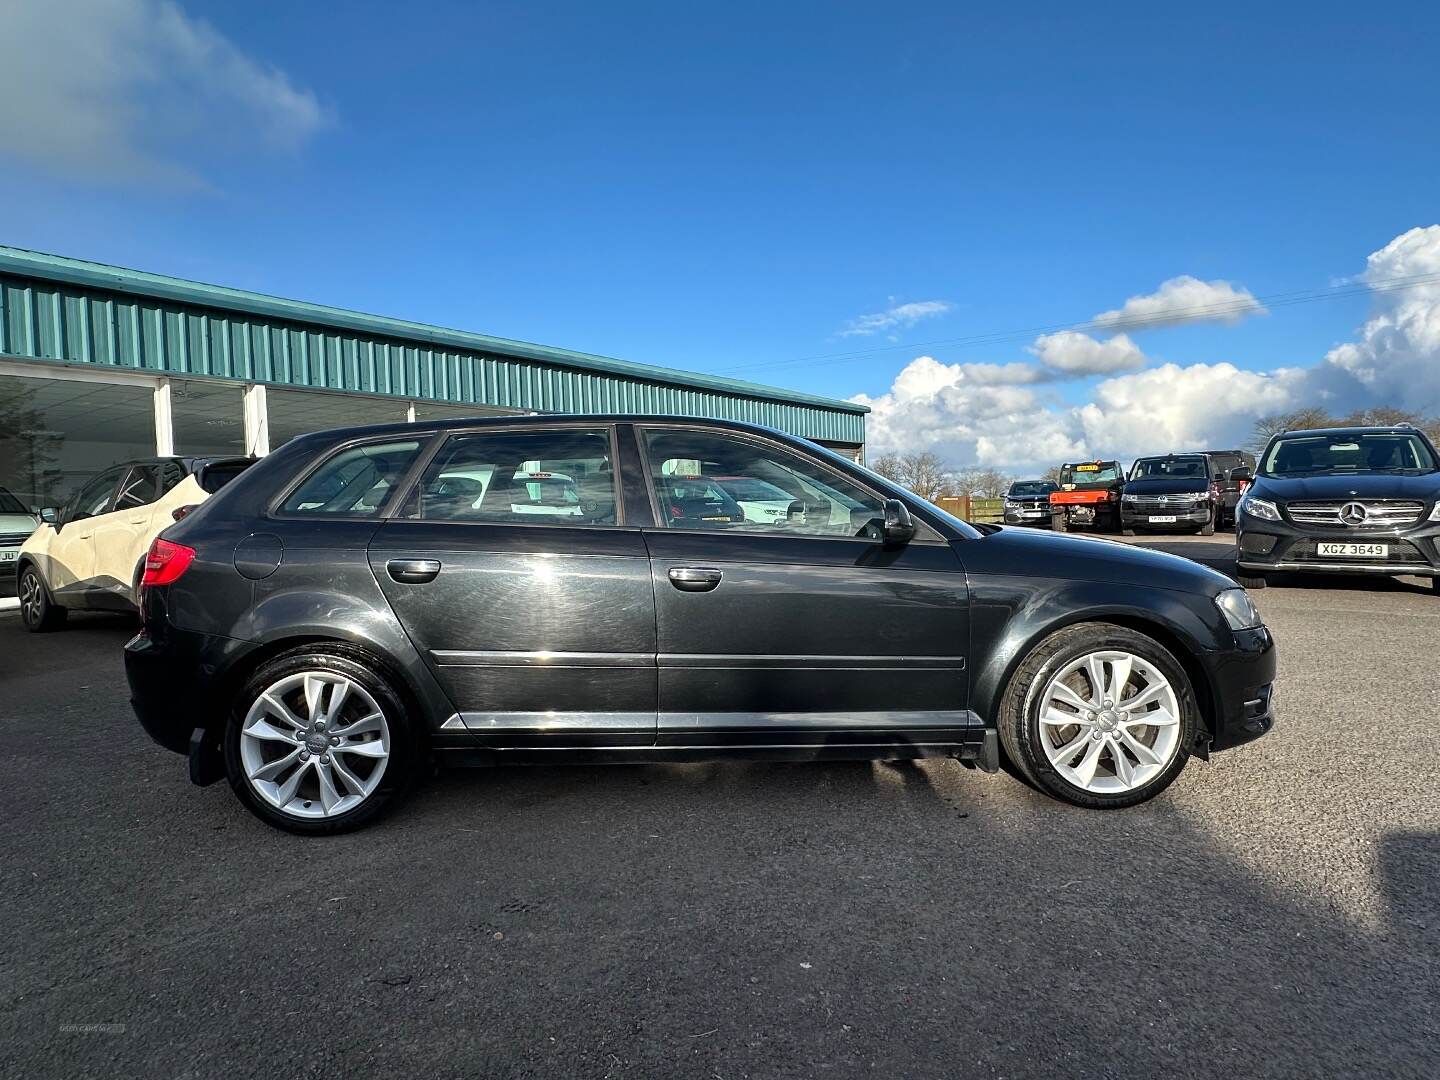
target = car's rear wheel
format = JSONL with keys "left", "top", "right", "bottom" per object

{"left": 998, "top": 623, "right": 1198, "bottom": 808}
{"left": 224, "top": 647, "right": 421, "bottom": 834}
{"left": 1235, "top": 570, "right": 1268, "bottom": 589}
{"left": 18, "top": 566, "right": 66, "bottom": 632}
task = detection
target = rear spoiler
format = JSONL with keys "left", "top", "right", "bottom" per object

{"left": 194, "top": 457, "right": 256, "bottom": 495}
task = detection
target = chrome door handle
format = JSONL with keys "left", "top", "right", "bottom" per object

{"left": 387, "top": 558, "right": 441, "bottom": 584}
{"left": 668, "top": 566, "right": 722, "bottom": 592}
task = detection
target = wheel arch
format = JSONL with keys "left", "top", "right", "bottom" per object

{"left": 972, "top": 594, "right": 1221, "bottom": 753}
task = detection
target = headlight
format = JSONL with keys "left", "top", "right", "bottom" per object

{"left": 1121, "top": 493, "right": 1138, "bottom": 502}
{"left": 1215, "top": 588, "right": 1263, "bottom": 630}
{"left": 1429, "top": 502, "right": 1440, "bottom": 522}
{"left": 1240, "top": 495, "right": 1280, "bottom": 521}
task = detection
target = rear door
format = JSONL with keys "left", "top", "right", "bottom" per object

{"left": 636, "top": 425, "right": 971, "bottom": 748}
{"left": 93, "top": 461, "right": 165, "bottom": 603}
{"left": 368, "top": 425, "right": 657, "bottom": 747}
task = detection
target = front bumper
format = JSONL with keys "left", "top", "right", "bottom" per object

{"left": 1235, "top": 516, "right": 1440, "bottom": 577}
{"left": 1003, "top": 506, "right": 1053, "bottom": 525}
{"left": 1121, "top": 502, "right": 1212, "bottom": 529}
{"left": 1206, "top": 626, "right": 1277, "bottom": 753}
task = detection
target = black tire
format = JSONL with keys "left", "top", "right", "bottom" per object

{"left": 1051, "top": 511, "right": 1068, "bottom": 533}
{"left": 1236, "top": 570, "right": 1268, "bottom": 590}
{"left": 997, "top": 622, "right": 1199, "bottom": 809}
{"left": 1121, "top": 527, "right": 1136, "bottom": 536}
{"left": 18, "top": 565, "right": 67, "bottom": 632}
{"left": 1199, "top": 508, "right": 1216, "bottom": 536}
{"left": 224, "top": 645, "right": 424, "bottom": 835}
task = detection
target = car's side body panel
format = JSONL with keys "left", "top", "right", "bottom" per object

{"left": 368, "top": 520, "right": 658, "bottom": 745}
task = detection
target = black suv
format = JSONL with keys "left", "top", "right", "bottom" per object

{"left": 1121, "top": 454, "right": 1220, "bottom": 536}
{"left": 1235, "top": 425, "right": 1440, "bottom": 591}
{"left": 124, "top": 415, "right": 1275, "bottom": 833}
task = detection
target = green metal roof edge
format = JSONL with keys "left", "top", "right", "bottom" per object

{"left": 0, "top": 245, "right": 867, "bottom": 418}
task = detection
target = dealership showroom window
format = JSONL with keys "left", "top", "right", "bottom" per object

{"left": 0, "top": 364, "right": 504, "bottom": 514}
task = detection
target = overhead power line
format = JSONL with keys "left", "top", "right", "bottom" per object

{"left": 712, "top": 270, "right": 1440, "bottom": 378}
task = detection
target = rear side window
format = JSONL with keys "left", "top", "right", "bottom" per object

{"left": 406, "top": 429, "right": 617, "bottom": 525}
{"left": 115, "top": 464, "right": 161, "bottom": 511}
{"left": 281, "top": 440, "right": 422, "bottom": 516}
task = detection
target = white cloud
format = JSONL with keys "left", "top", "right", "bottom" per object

{"left": 840, "top": 300, "right": 952, "bottom": 338}
{"left": 854, "top": 225, "right": 1440, "bottom": 474}
{"left": 1029, "top": 330, "right": 1147, "bottom": 375}
{"left": 0, "top": 0, "right": 329, "bottom": 186}
{"left": 1078, "top": 363, "right": 1306, "bottom": 458}
{"left": 1092, "top": 275, "right": 1267, "bottom": 331}
{"left": 1319, "top": 225, "right": 1440, "bottom": 406}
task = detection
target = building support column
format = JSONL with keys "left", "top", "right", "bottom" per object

{"left": 243, "top": 383, "right": 270, "bottom": 457}
{"left": 154, "top": 379, "right": 174, "bottom": 456}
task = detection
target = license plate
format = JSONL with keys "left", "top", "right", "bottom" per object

{"left": 1147, "top": 515, "right": 1178, "bottom": 523}
{"left": 1023, "top": 509, "right": 1046, "bottom": 516}
{"left": 0, "top": 549, "right": 16, "bottom": 563}
{"left": 1318, "top": 542, "right": 1387, "bottom": 558}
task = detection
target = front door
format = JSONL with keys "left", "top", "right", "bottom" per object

{"left": 48, "top": 465, "right": 127, "bottom": 603}
{"left": 369, "top": 425, "right": 657, "bottom": 747}
{"left": 636, "top": 426, "right": 971, "bottom": 748}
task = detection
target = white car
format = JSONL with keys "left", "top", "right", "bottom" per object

{"left": 711, "top": 475, "right": 795, "bottom": 524}
{"left": 0, "top": 486, "right": 40, "bottom": 578}
{"left": 17, "top": 456, "right": 250, "bottom": 631}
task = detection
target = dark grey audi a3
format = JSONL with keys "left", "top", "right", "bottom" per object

{"left": 122, "top": 416, "right": 1276, "bottom": 834}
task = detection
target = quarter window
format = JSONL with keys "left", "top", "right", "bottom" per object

{"left": 281, "top": 440, "right": 422, "bottom": 516}
{"left": 642, "top": 429, "right": 885, "bottom": 538}
{"left": 407, "top": 429, "right": 617, "bottom": 525}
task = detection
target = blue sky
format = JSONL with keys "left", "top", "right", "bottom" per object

{"left": 3, "top": 1, "right": 1439, "bottom": 468}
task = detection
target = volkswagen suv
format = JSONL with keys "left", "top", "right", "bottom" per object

{"left": 123, "top": 416, "right": 1276, "bottom": 834}
{"left": 1234, "top": 425, "right": 1440, "bottom": 591}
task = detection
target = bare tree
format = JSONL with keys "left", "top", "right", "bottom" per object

{"left": 971, "top": 468, "right": 1013, "bottom": 498}
{"left": 1039, "top": 464, "right": 1065, "bottom": 486}
{"left": 1248, "top": 407, "right": 1333, "bottom": 451}
{"left": 872, "top": 451, "right": 955, "bottom": 501}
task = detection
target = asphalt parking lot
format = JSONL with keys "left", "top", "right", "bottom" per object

{"left": 2, "top": 540, "right": 1437, "bottom": 1079}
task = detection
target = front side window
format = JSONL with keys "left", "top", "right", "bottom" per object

{"left": 281, "top": 440, "right": 422, "bottom": 516}
{"left": 70, "top": 467, "right": 127, "bottom": 521}
{"left": 115, "top": 464, "right": 161, "bottom": 511}
{"left": 1262, "top": 433, "right": 1439, "bottom": 476}
{"left": 407, "top": 429, "right": 617, "bottom": 525}
{"left": 643, "top": 429, "right": 885, "bottom": 538}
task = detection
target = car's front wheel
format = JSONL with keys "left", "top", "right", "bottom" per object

{"left": 998, "top": 623, "right": 1199, "bottom": 808}
{"left": 224, "top": 646, "right": 421, "bottom": 834}
{"left": 18, "top": 566, "right": 66, "bottom": 632}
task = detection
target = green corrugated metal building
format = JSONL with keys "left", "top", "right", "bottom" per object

{"left": 0, "top": 245, "right": 867, "bottom": 509}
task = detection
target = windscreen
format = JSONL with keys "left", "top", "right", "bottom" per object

{"left": 1009, "top": 482, "right": 1056, "bottom": 497}
{"left": 1130, "top": 457, "right": 1207, "bottom": 479}
{"left": 1261, "top": 433, "right": 1438, "bottom": 475}
{"left": 1060, "top": 462, "right": 1120, "bottom": 485}
{"left": 0, "top": 487, "right": 28, "bottom": 514}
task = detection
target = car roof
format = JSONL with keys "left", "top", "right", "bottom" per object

{"left": 1271, "top": 426, "right": 1426, "bottom": 438}
{"left": 280, "top": 414, "right": 797, "bottom": 446}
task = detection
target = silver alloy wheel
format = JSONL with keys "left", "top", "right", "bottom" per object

{"left": 19, "top": 571, "right": 42, "bottom": 625}
{"left": 239, "top": 671, "right": 391, "bottom": 819}
{"left": 1037, "top": 650, "right": 1181, "bottom": 794}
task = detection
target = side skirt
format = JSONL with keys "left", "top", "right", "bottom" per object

{"left": 431, "top": 729, "right": 999, "bottom": 773}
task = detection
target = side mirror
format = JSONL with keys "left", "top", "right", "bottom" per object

{"left": 39, "top": 506, "right": 59, "bottom": 524}
{"left": 882, "top": 499, "right": 915, "bottom": 547}
{"left": 1229, "top": 467, "right": 1253, "bottom": 483}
